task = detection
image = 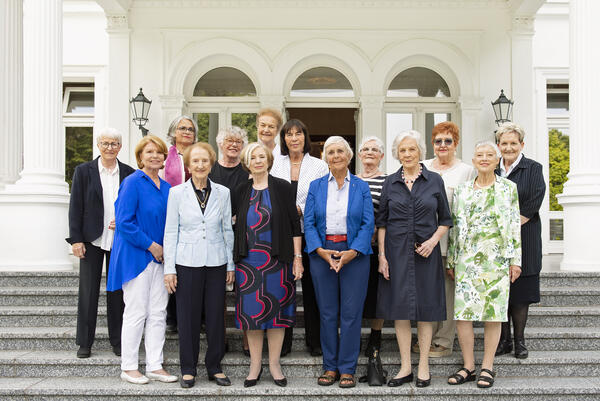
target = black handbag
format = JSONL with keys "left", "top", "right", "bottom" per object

{"left": 365, "top": 349, "right": 387, "bottom": 386}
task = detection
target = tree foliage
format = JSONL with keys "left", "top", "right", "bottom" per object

{"left": 548, "top": 128, "right": 569, "bottom": 211}
{"left": 65, "top": 127, "right": 93, "bottom": 190}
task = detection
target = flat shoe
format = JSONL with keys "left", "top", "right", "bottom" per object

{"left": 387, "top": 373, "right": 413, "bottom": 387}
{"left": 477, "top": 368, "right": 496, "bottom": 389}
{"left": 273, "top": 377, "right": 287, "bottom": 387}
{"left": 120, "top": 371, "right": 149, "bottom": 385}
{"left": 180, "top": 377, "right": 195, "bottom": 388}
{"left": 447, "top": 367, "right": 476, "bottom": 385}
{"left": 208, "top": 374, "right": 231, "bottom": 386}
{"left": 76, "top": 347, "right": 91, "bottom": 358}
{"left": 514, "top": 339, "right": 529, "bottom": 359}
{"left": 146, "top": 371, "right": 178, "bottom": 383}
{"left": 416, "top": 376, "right": 431, "bottom": 388}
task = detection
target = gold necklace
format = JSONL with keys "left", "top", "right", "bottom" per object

{"left": 194, "top": 188, "right": 210, "bottom": 209}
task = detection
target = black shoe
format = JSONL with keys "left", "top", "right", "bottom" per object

{"left": 180, "top": 376, "right": 195, "bottom": 388}
{"left": 224, "top": 340, "right": 230, "bottom": 353}
{"left": 495, "top": 339, "right": 512, "bottom": 356}
{"left": 112, "top": 346, "right": 121, "bottom": 357}
{"left": 273, "top": 377, "right": 287, "bottom": 387}
{"left": 244, "top": 367, "right": 263, "bottom": 387}
{"left": 166, "top": 324, "right": 178, "bottom": 334}
{"left": 514, "top": 339, "right": 529, "bottom": 359}
{"left": 309, "top": 346, "right": 322, "bottom": 357}
{"left": 77, "top": 347, "right": 91, "bottom": 358}
{"left": 387, "top": 373, "right": 413, "bottom": 387}
{"left": 416, "top": 376, "right": 431, "bottom": 388}
{"left": 208, "top": 374, "right": 231, "bottom": 386}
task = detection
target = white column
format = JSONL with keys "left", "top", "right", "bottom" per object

{"left": 0, "top": 0, "right": 23, "bottom": 189}
{"left": 457, "top": 96, "right": 483, "bottom": 160}
{"left": 359, "top": 95, "right": 384, "bottom": 173}
{"left": 106, "top": 14, "right": 132, "bottom": 163}
{"left": 510, "top": 16, "right": 536, "bottom": 157}
{"left": 0, "top": 0, "right": 72, "bottom": 271}
{"left": 557, "top": 0, "right": 600, "bottom": 272}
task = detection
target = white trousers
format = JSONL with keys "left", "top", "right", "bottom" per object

{"left": 121, "top": 261, "right": 168, "bottom": 372}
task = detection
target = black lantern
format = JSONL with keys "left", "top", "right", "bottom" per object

{"left": 130, "top": 88, "right": 152, "bottom": 136}
{"left": 491, "top": 89, "right": 514, "bottom": 126}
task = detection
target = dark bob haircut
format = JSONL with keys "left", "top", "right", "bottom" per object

{"left": 279, "top": 119, "right": 312, "bottom": 156}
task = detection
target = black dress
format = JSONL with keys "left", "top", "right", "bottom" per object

{"left": 376, "top": 165, "right": 452, "bottom": 321}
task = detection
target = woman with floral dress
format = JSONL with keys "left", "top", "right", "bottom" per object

{"left": 446, "top": 141, "right": 521, "bottom": 389}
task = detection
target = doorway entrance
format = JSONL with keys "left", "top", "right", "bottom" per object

{"left": 286, "top": 107, "right": 357, "bottom": 173}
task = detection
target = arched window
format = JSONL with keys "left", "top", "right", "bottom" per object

{"left": 193, "top": 67, "right": 257, "bottom": 97}
{"left": 387, "top": 67, "right": 450, "bottom": 98}
{"left": 290, "top": 67, "right": 354, "bottom": 97}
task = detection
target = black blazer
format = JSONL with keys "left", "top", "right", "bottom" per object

{"left": 496, "top": 155, "right": 546, "bottom": 276}
{"left": 66, "top": 157, "right": 136, "bottom": 245}
{"left": 231, "top": 175, "right": 301, "bottom": 264}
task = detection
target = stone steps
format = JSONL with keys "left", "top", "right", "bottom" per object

{"left": 0, "top": 376, "right": 599, "bottom": 401}
{"left": 1, "top": 350, "right": 599, "bottom": 378}
{"left": 2, "top": 305, "right": 600, "bottom": 328}
{"left": 0, "top": 326, "right": 598, "bottom": 352}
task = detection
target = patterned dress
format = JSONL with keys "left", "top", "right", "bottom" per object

{"left": 234, "top": 188, "right": 296, "bottom": 330}
{"left": 448, "top": 178, "right": 521, "bottom": 322}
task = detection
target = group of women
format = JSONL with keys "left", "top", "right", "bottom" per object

{"left": 104, "top": 108, "right": 545, "bottom": 390}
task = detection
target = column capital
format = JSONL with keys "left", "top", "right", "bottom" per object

{"left": 106, "top": 14, "right": 129, "bottom": 33}
{"left": 510, "top": 16, "right": 535, "bottom": 36}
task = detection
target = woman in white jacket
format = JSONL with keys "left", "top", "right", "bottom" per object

{"left": 163, "top": 142, "right": 235, "bottom": 388}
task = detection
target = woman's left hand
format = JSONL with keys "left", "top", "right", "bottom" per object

{"left": 164, "top": 274, "right": 177, "bottom": 294}
{"left": 226, "top": 271, "right": 235, "bottom": 285}
{"left": 293, "top": 258, "right": 304, "bottom": 281}
{"left": 333, "top": 250, "right": 357, "bottom": 273}
{"left": 509, "top": 265, "right": 522, "bottom": 283}
{"left": 416, "top": 237, "right": 438, "bottom": 258}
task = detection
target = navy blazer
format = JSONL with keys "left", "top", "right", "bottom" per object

{"left": 304, "top": 173, "right": 374, "bottom": 256}
{"left": 66, "top": 157, "right": 135, "bottom": 245}
{"left": 496, "top": 155, "right": 546, "bottom": 276}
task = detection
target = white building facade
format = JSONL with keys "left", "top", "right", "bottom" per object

{"left": 1, "top": 0, "right": 599, "bottom": 272}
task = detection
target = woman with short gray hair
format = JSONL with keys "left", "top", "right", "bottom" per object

{"left": 377, "top": 130, "right": 452, "bottom": 388}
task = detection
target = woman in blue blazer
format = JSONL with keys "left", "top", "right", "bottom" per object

{"left": 163, "top": 142, "right": 235, "bottom": 388}
{"left": 304, "top": 136, "right": 374, "bottom": 389}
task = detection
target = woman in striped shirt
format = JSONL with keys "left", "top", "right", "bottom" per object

{"left": 357, "top": 136, "right": 386, "bottom": 360}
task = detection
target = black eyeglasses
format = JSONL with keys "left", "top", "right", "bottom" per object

{"left": 434, "top": 138, "right": 454, "bottom": 146}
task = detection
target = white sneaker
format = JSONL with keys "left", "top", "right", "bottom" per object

{"left": 120, "top": 371, "right": 150, "bottom": 384}
{"left": 146, "top": 371, "right": 178, "bottom": 383}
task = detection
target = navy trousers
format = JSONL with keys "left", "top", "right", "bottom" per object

{"left": 309, "top": 240, "right": 369, "bottom": 375}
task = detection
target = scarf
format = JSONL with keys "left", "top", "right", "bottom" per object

{"left": 164, "top": 145, "right": 183, "bottom": 187}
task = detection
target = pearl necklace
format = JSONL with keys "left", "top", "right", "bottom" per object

{"left": 402, "top": 164, "right": 422, "bottom": 184}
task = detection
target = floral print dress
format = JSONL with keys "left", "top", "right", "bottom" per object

{"left": 447, "top": 177, "right": 521, "bottom": 322}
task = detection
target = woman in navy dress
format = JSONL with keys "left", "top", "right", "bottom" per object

{"left": 232, "top": 142, "right": 303, "bottom": 387}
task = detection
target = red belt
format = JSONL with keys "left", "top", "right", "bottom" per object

{"left": 325, "top": 234, "right": 347, "bottom": 243}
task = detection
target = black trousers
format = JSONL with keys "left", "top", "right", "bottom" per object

{"left": 167, "top": 294, "right": 177, "bottom": 326}
{"left": 76, "top": 243, "right": 123, "bottom": 348}
{"left": 283, "top": 239, "right": 321, "bottom": 351}
{"left": 176, "top": 264, "right": 226, "bottom": 377}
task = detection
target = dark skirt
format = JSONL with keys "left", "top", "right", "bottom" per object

{"left": 362, "top": 251, "right": 379, "bottom": 319}
{"left": 509, "top": 274, "right": 540, "bottom": 305}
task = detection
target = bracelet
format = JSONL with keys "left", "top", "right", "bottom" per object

{"left": 294, "top": 254, "right": 302, "bottom": 258}
{"left": 378, "top": 253, "right": 385, "bottom": 257}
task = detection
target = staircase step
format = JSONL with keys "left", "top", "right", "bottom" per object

{"left": 0, "top": 350, "right": 598, "bottom": 378}
{"left": 0, "top": 376, "right": 598, "bottom": 400}
{"left": 0, "top": 326, "right": 598, "bottom": 352}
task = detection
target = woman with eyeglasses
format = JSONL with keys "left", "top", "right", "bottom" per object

{"left": 160, "top": 115, "right": 199, "bottom": 333}
{"left": 419, "top": 122, "right": 475, "bottom": 359}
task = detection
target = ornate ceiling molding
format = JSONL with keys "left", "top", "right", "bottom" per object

{"left": 106, "top": 14, "right": 128, "bottom": 30}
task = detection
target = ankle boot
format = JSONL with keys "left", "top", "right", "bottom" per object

{"left": 514, "top": 338, "right": 528, "bottom": 359}
{"left": 364, "top": 330, "right": 381, "bottom": 357}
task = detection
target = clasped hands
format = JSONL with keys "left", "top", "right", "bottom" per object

{"left": 317, "top": 247, "right": 357, "bottom": 273}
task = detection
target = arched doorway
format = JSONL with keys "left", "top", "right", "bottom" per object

{"left": 384, "top": 67, "right": 457, "bottom": 173}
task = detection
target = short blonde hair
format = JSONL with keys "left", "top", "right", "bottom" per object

{"left": 256, "top": 108, "right": 283, "bottom": 130}
{"left": 134, "top": 135, "right": 168, "bottom": 169}
{"left": 495, "top": 122, "right": 525, "bottom": 143}
{"left": 240, "top": 142, "right": 274, "bottom": 173}
{"left": 182, "top": 142, "right": 217, "bottom": 169}
{"left": 392, "top": 130, "right": 426, "bottom": 161}
{"left": 322, "top": 136, "right": 354, "bottom": 163}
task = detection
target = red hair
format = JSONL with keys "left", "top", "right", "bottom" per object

{"left": 431, "top": 121, "right": 460, "bottom": 145}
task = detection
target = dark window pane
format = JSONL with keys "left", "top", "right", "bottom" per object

{"left": 550, "top": 219, "right": 564, "bottom": 241}
{"left": 194, "top": 67, "right": 257, "bottom": 97}
{"left": 388, "top": 67, "right": 450, "bottom": 98}
{"left": 232, "top": 113, "right": 257, "bottom": 143}
{"left": 194, "top": 113, "right": 219, "bottom": 151}
{"left": 547, "top": 92, "right": 569, "bottom": 115}
{"left": 291, "top": 67, "right": 354, "bottom": 97}
{"left": 65, "top": 127, "right": 93, "bottom": 190}
{"left": 66, "top": 91, "right": 94, "bottom": 114}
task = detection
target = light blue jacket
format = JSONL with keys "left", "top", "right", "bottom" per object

{"left": 163, "top": 179, "right": 234, "bottom": 274}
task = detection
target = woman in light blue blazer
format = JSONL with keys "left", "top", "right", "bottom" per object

{"left": 163, "top": 142, "right": 235, "bottom": 388}
{"left": 304, "top": 136, "right": 375, "bottom": 389}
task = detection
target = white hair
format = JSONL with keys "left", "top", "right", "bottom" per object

{"left": 391, "top": 130, "right": 426, "bottom": 161}
{"left": 474, "top": 140, "right": 501, "bottom": 158}
{"left": 495, "top": 122, "right": 525, "bottom": 143}
{"left": 216, "top": 126, "right": 249, "bottom": 147}
{"left": 359, "top": 136, "right": 385, "bottom": 154}
{"left": 322, "top": 136, "right": 354, "bottom": 163}
{"left": 166, "top": 115, "right": 198, "bottom": 145}
{"left": 96, "top": 127, "right": 122, "bottom": 144}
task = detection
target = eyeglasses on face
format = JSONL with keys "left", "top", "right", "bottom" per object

{"left": 177, "top": 127, "right": 196, "bottom": 133}
{"left": 224, "top": 138, "right": 243, "bottom": 146}
{"left": 99, "top": 141, "right": 121, "bottom": 149}
{"left": 434, "top": 138, "right": 454, "bottom": 146}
